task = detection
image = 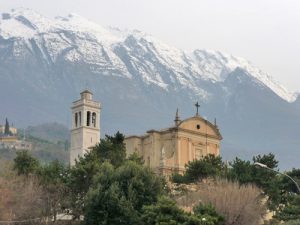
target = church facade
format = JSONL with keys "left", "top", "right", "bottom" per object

{"left": 125, "top": 109, "right": 222, "bottom": 175}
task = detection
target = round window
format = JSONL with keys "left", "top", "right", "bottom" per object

{"left": 196, "top": 124, "right": 200, "bottom": 130}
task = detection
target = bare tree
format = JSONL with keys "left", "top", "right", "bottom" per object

{"left": 0, "top": 162, "right": 46, "bottom": 224}
{"left": 175, "top": 179, "right": 267, "bottom": 225}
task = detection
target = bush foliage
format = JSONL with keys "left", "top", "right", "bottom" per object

{"left": 2, "top": 134, "right": 299, "bottom": 224}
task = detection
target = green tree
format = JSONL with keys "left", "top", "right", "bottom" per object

{"left": 141, "top": 197, "right": 221, "bottom": 225}
{"left": 141, "top": 196, "right": 198, "bottom": 225}
{"left": 13, "top": 150, "right": 40, "bottom": 176}
{"left": 253, "top": 153, "right": 278, "bottom": 169}
{"left": 171, "top": 173, "right": 190, "bottom": 184}
{"left": 252, "top": 153, "right": 278, "bottom": 188}
{"left": 67, "top": 132, "right": 128, "bottom": 218}
{"left": 193, "top": 203, "right": 224, "bottom": 225}
{"left": 67, "top": 153, "right": 101, "bottom": 218}
{"left": 252, "top": 154, "right": 284, "bottom": 210}
{"left": 37, "top": 160, "right": 69, "bottom": 221}
{"left": 281, "top": 169, "right": 300, "bottom": 194}
{"left": 4, "top": 118, "right": 10, "bottom": 135}
{"left": 227, "top": 157, "right": 254, "bottom": 184}
{"left": 227, "top": 154, "right": 284, "bottom": 210}
{"left": 275, "top": 195, "right": 300, "bottom": 221}
{"left": 281, "top": 220, "right": 300, "bottom": 225}
{"left": 93, "top": 131, "right": 127, "bottom": 167}
{"left": 84, "top": 161, "right": 165, "bottom": 225}
{"left": 127, "top": 152, "right": 144, "bottom": 165}
{"left": 184, "top": 154, "right": 225, "bottom": 182}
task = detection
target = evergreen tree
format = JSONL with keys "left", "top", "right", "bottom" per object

{"left": 4, "top": 118, "right": 10, "bottom": 135}
{"left": 141, "top": 196, "right": 191, "bottom": 225}
{"left": 68, "top": 132, "right": 141, "bottom": 218}
{"left": 141, "top": 197, "right": 222, "bottom": 225}
{"left": 275, "top": 195, "right": 300, "bottom": 221}
{"left": 282, "top": 220, "right": 300, "bottom": 225}
{"left": 227, "top": 157, "right": 254, "bottom": 184}
{"left": 13, "top": 150, "right": 40, "bottom": 176}
{"left": 193, "top": 203, "right": 225, "bottom": 225}
{"left": 174, "top": 154, "right": 225, "bottom": 183}
{"left": 84, "top": 161, "right": 165, "bottom": 225}
{"left": 127, "top": 152, "right": 145, "bottom": 165}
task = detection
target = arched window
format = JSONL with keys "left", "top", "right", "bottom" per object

{"left": 92, "top": 112, "right": 96, "bottom": 127}
{"left": 87, "top": 111, "right": 91, "bottom": 126}
{"left": 75, "top": 113, "right": 78, "bottom": 127}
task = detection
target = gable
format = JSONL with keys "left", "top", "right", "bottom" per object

{"left": 178, "top": 116, "right": 222, "bottom": 139}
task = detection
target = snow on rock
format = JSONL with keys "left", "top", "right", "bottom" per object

{"left": 0, "top": 8, "right": 296, "bottom": 102}
{"left": 192, "top": 49, "right": 296, "bottom": 102}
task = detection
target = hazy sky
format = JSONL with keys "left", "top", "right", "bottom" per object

{"left": 1, "top": 0, "right": 300, "bottom": 92}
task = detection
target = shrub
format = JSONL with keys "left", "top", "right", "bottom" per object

{"left": 282, "top": 220, "right": 300, "bottom": 225}
{"left": 185, "top": 154, "right": 224, "bottom": 182}
{"left": 176, "top": 179, "right": 266, "bottom": 225}
{"left": 13, "top": 150, "right": 40, "bottom": 176}
{"left": 193, "top": 203, "right": 225, "bottom": 225}
{"left": 171, "top": 173, "right": 190, "bottom": 184}
{"left": 172, "top": 154, "right": 225, "bottom": 184}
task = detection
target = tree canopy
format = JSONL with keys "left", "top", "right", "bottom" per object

{"left": 13, "top": 150, "right": 40, "bottom": 175}
{"left": 8, "top": 136, "right": 300, "bottom": 224}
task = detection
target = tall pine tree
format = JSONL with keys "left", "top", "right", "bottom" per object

{"left": 4, "top": 118, "right": 10, "bottom": 135}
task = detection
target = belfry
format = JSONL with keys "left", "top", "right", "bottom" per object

{"left": 70, "top": 90, "right": 101, "bottom": 165}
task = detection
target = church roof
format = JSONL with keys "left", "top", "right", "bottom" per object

{"left": 126, "top": 115, "right": 222, "bottom": 140}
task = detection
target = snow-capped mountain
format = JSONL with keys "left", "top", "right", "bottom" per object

{"left": 0, "top": 8, "right": 299, "bottom": 169}
{"left": 0, "top": 8, "right": 296, "bottom": 101}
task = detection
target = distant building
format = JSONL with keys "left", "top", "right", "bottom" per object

{"left": 0, "top": 139, "right": 32, "bottom": 150}
{"left": 0, "top": 126, "right": 17, "bottom": 135}
{"left": 0, "top": 136, "right": 18, "bottom": 142}
{"left": 0, "top": 118, "right": 32, "bottom": 150}
{"left": 70, "top": 90, "right": 101, "bottom": 166}
{"left": 125, "top": 106, "right": 222, "bottom": 175}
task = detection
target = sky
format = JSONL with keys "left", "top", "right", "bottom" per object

{"left": 1, "top": 0, "right": 300, "bottom": 92}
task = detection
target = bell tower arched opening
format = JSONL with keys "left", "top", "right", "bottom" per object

{"left": 92, "top": 112, "right": 96, "bottom": 127}
{"left": 87, "top": 111, "right": 91, "bottom": 126}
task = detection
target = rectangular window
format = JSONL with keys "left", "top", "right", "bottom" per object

{"left": 79, "top": 112, "right": 81, "bottom": 126}
{"left": 87, "top": 111, "right": 91, "bottom": 126}
{"left": 75, "top": 113, "right": 78, "bottom": 127}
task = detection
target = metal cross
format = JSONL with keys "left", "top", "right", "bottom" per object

{"left": 195, "top": 102, "right": 200, "bottom": 116}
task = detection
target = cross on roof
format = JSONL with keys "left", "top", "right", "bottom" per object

{"left": 195, "top": 102, "right": 200, "bottom": 116}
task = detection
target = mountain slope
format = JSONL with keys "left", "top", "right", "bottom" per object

{"left": 0, "top": 8, "right": 299, "bottom": 169}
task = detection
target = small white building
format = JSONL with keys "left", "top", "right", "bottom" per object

{"left": 0, "top": 139, "right": 32, "bottom": 150}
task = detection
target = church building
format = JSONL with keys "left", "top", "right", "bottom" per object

{"left": 124, "top": 104, "right": 222, "bottom": 175}
{"left": 69, "top": 91, "right": 222, "bottom": 175}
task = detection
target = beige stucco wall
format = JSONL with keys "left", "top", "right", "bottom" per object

{"left": 125, "top": 116, "right": 221, "bottom": 175}
{"left": 0, "top": 126, "right": 17, "bottom": 135}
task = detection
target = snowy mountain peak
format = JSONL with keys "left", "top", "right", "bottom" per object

{"left": 0, "top": 8, "right": 297, "bottom": 102}
{"left": 191, "top": 49, "right": 296, "bottom": 102}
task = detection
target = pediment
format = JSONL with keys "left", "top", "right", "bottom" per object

{"left": 178, "top": 116, "right": 222, "bottom": 139}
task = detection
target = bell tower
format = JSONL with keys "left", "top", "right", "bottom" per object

{"left": 70, "top": 90, "right": 101, "bottom": 166}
